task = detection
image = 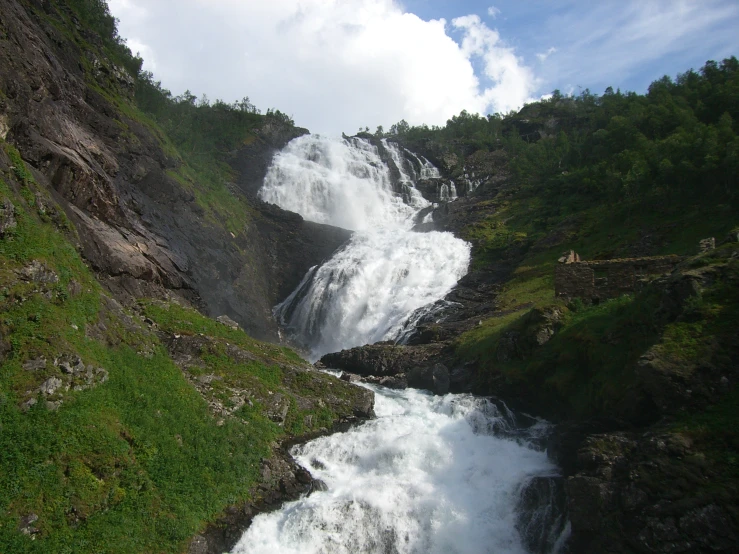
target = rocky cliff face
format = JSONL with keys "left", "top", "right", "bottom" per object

{"left": 0, "top": 0, "right": 349, "bottom": 340}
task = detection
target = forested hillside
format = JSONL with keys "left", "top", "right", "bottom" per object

{"left": 364, "top": 58, "right": 739, "bottom": 552}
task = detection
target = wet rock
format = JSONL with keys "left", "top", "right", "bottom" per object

{"left": 295, "top": 467, "right": 312, "bottom": 485}
{"left": 407, "top": 363, "right": 450, "bottom": 395}
{"left": 516, "top": 476, "right": 569, "bottom": 554}
{"left": 351, "top": 387, "right": 376, "bottom": 419}
{"left": 0, "top": 198, "right": 17, "bottom": 237}
{"left": 319, "top": 342, "right": 446, "bottom": 378}
{"left": 449, "top": 363, "right": 475, "bottom": 393}
{"left": 339, "top": 372, "right": 361, "bottom": 383}
{"left": 361, "top": 374, "right": 408, "bottom": 390}
{"left": 311, "top": 479, "right": 329, "bottom": 493}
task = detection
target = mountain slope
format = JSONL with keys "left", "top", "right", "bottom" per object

{"left": 0, "top": 1, "right": 372, "bottom": 552}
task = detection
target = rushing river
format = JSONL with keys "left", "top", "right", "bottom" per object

{"left": 236, "top": 135, "right": 568, "bottom": 553}
{"left": 232, "top": 386, "right": 563, "bottom": 554}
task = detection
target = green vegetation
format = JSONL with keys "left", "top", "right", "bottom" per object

{"left": 380, "top": 58, "right": 739, "bottom": 425}
{"left": 29, "top": 0, "right": 299, "bottom": 235}
{"left": 0, "top": 146, "right": 358, "bottom": 551}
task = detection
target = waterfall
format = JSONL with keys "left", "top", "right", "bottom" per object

{"left": 244, "top": 135, "right": 568, "bottom": 554}
{"left": 232, "top": 386, "right": 567, "bottom": 554}
{"left": 439, "top": 181, "right": 457, "bottom": 201}
{"left": 260, "top": 135, "right": 419, "bottom": 231}
{"left": 261, "top": 135, "right": 470, "bottom": 360}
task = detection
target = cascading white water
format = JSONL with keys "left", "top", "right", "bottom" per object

{"left": 245, "top": 135, "right": 568, "bottom": 554}
{"left": 260, "top": 134, "right": 470, "bottom": 360}
{"left": 232, "top": 386, "right": 563, "bottom": 554}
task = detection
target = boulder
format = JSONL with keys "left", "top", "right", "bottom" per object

{"left": 407, "top": 363, "right": 450, "bottom": 395}
{"left": 38, "top": 376, "right": 63, "bottom": 395}
{"left": 319, "top": 342, "right": 446, "bottom": 377}
{"left": 216, "top": 315, "right": 239, "bottom": 330}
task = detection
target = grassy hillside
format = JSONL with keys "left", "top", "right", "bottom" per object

{"left": 0, "top": 2, "right": 371, "bottom": 545}
{"left": 0, "top": 140, "right": 369, "bottom": 552}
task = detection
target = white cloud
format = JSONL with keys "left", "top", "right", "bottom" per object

{"left": 452, "top": 15, "right": 539, "bottom": 113}
{"left": 107, "top": 0, "right": 739, "bottom": 133}
{"left": 108, "top": 0, "right": 536, "bottom": 134}
{"left": 536, "top": 47, "right": 557, "bottom": 63}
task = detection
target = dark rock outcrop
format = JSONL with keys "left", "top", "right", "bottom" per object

{"left": 565, "top": 431, "right": 738, "bottom": 553}
{"left": 407, "top": 363, "right": 450, "bottom": 395}
{"left": 0, "top": 0, "right": 349, "bottom": 341}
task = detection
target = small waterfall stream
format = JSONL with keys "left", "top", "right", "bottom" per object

{"left": 238, "top": 135, "right": 568, "bottom": 553}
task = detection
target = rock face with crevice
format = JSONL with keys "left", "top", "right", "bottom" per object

{"left": 0, "top": 0, "right": 349, "bottom": 340}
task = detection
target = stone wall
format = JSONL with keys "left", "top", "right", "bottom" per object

{"left": 555, "top": 255, "right": 683, "bottom": 302}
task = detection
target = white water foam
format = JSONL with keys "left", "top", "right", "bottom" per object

{"left": 261, "top": 135, "right": 470, "bottom": 359}
{"left": 260, "top": 135, "right": 422, "bottom": 231}
{"left": 275, "top": 228, "right": 469, "bottom": 357}
{"left": 232, "top": 386, "right": 558, "bottom": 554}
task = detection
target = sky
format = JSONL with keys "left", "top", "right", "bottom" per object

{"left": 108, "top": 0, "right": 739, "bottom": 135}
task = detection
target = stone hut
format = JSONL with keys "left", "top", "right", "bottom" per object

{"left": 554, "top": 251, "right": 683, "bottom": 303}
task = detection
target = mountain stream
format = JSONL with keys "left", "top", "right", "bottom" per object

{"left": 233, "top": 136, "right": 568, "bottom": 553}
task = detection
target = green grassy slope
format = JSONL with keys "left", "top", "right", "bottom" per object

{"left": 0, "top": 138, "right": 364, "bottom": 552}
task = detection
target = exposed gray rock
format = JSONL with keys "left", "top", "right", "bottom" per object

{"left": 216, "top": 315, "right": 239, "bottom": 330}
{"left": 22, "top": 357, "right": 47, "bottom": 371}
{"left": 0, "top": 197, "right": 17, "bottom": 237}
{"left": 20, "top": 397, "right": 37, "bottom": 412}
{"left": 38, "top": 376, "right": 63, "bottom": 395}
{"left": 18, "top": 513, "right": 39, "bottom": 535}
{"left": 266, "top": 394, "right": 290, "bottom": 424}
{"left": 18, "top": 260, "right": 58, "bottom": 284}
